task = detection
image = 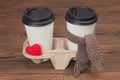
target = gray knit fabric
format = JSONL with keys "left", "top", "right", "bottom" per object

{"left": 66, "top": 28, "right": 105, "bottom": 77}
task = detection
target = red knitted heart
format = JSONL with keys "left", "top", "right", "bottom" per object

{"left": 26, "top": 44, "right": 42, "bottom": 56}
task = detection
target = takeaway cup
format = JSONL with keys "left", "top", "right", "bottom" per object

{"left": 65, "top": 6, "right": 98, "bottom": 51}
{"left": 22, "top": 7, "right": 55, "bottom": 53}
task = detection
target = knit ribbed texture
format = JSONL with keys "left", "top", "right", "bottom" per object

{"left": 85, "top": 33, "right": 105, "bottom": 71}
{"left": 66, "top": 28, "right": 105, "bottom": 77}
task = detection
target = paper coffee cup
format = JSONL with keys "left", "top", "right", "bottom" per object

{"left": 22, "top": 7, "right": 55, "bottom": 52}
{"left": 65, "top": 6, "right": 98, "bottom": 51}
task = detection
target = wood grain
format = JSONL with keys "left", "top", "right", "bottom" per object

{"left": 0, "top": 0, "right": 120, "bottom": 80}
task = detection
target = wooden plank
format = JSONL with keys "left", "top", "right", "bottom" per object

{"left": 0, "top": 72, "right": 120, "bottom": 80}
{"left": 0, "top": 58, "right": 119, "bottom": 73}
{"left": 0, "top": 45, "right": 119, "bottom": 55}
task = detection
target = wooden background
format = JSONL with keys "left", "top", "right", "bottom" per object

{"left": 0, "top": 0, "right": 120, "bottom": 80}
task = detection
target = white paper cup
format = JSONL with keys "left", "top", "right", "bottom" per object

{"left": 22, "top": 7, "right": 55, "bottom": 53}
{"left": 65, "top": 6, "right": 98, "bottom": 51}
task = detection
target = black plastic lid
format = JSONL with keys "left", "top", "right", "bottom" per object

{"left": 22, "top": 7, "right": 55, "bottom": 27}
{"left": 65, "top": 6, "right": 98, "bottom": 25}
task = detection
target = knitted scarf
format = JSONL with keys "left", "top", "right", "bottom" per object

{"left": 66, "top": 28, "right": 105, "bottom": 77}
